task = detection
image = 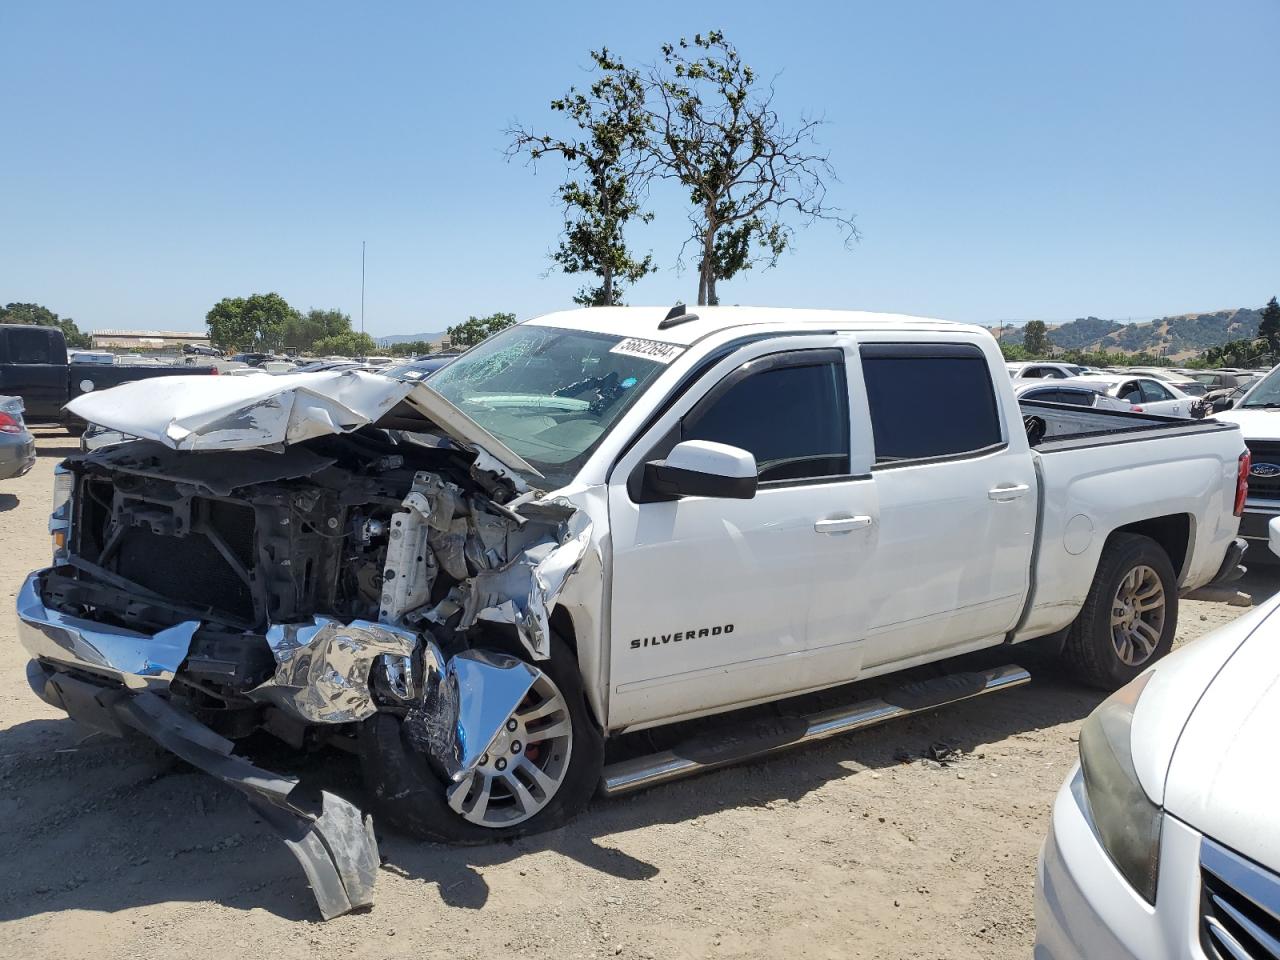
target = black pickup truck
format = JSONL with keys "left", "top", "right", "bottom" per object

{"left": 0, "top": 324, "right": 217, "bottom": 426}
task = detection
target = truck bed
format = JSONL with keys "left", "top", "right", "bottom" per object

{"left": 1019, "top": 400, "right": 1234, "bottom": 450}
{"left": 1013, "top": 401, "right": 1245, "bottom": 643}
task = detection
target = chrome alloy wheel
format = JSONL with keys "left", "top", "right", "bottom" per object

{"left": 1110, "top": 564, "right": 1166, "bottom": 666}
{"left": 445, "top": 668, "right": 574, "bottom": 828}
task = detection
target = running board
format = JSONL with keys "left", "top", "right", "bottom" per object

{"left": 599, "top": 664, "right": 1031, "bottom": 797}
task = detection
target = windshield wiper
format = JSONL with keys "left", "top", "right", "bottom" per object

{"left": 1243, "top": 402, "right": 1280, "bottom": 409}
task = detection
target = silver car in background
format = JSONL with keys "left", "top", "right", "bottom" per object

{"left": 0, "top": 395, "right": 37, "bottom": 480}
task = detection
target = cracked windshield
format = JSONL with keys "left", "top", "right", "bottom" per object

{"left": 429, "top": 325, "right": 674, "bottom": 483}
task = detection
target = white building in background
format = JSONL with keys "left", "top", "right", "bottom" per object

{"left": 90, "top": 329, "right": 211, "bottom": 350}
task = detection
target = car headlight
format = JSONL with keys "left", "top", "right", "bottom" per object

{"left": 1079, "top": 672, "right": 1161, "bottom": 903}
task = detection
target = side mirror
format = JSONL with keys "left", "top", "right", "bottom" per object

{"left": 1270, "top": 516, "right": 1280, "bottom": 560}
{"left": 642, "top": 440, "right": 758, "bottom": 501}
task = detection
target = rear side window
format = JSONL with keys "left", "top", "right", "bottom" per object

{"left": 1055, "top": 389, "right": 1094, "bottom": 407}
{"left": 4, "top": 327, "right": 55, "bottom": 364}
{"left": 861, "top": 344, "right": 1003, "bottom": 463}
{"left": 683, "top": 352, "right": 850, "bottom": 483}
{"left": 1141, "top": 380, "right": 1174, "bottom": 402}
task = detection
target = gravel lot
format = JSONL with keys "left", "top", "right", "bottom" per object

{"left": 1, "top": 428, "right": 1269, "bottom": 960}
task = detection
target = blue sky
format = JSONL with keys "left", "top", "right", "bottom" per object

{"left": 2, "top": 1, "right": 1276, "bottom": 336}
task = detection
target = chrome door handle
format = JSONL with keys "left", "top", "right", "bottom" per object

{"left": 988, "top": 483, "right": 1031, "bottom": 502}
{"left": 814, "top": 515, "right": 873, "bottom": 534}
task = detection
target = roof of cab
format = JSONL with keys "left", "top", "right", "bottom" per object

{"left": 522, "top": 305, "right": 985, "bottom": 346}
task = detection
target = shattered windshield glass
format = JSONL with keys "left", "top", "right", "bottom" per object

{"left": 429, "top": 325, "right": 674, "bottom": 483}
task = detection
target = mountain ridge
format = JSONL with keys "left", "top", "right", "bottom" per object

{"left": 989, "top": 307, "right": 1263, "bottom": 359}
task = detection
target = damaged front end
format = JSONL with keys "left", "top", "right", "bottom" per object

{"left": 18, "top": 371, "right": 592, "bottom": 918}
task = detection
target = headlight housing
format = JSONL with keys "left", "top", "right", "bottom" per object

{"left": 49, "top": 463, "right": 74, "bottom": 562}
{"left": 1079, "top": 672, "right": 1162, "bottom": 903}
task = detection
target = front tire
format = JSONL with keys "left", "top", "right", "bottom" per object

{"left": 359, "top": 633, "right": 603, "bottom": 844}
{"left": 1061, "top": 533, "right": 1177, "bottom": 690}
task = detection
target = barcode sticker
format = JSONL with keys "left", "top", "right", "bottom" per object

{"left": 609, "top": 337, "right": 685, "bottom": 364}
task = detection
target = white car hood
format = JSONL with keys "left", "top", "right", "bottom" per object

{"left": 65, "top": 370, "right": 541, "bottom": 478}
{"left": 1160, "top": 600, "right": 1280, "bottom": 872}
{"left": 1215, "top": 407, "right": 1280, "bottom": 441}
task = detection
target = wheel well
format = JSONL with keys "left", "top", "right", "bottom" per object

{"left": 1111, "top": 514, "right": 1191, "bottom": 577}
{"left": 549, "top": 605, "right": 577, "bottom": 653}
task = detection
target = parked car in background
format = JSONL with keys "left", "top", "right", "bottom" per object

{"left": 1073, "top": 375, "right": 1207, "bottom": 418}
{"left": 66, "top": 350, "right": 116, "bottom": 365}
{"left": 288, "top": 359, "right": 369, "bottom": 374}
{"left": 0, "top": 324, "right": 217, "bottom": 429}
{"left": 183, "top": 344, "right": 224, "bottom": 358}
{"left": 1013, "top": 378, "right": 1134, "bottom": 412}
{"left": 1204, "top": 376, "right": 1261, "bottom": 414}
{"left": 229, "top": 352, "right": 270, "bottom": 365}
{"left": 380, "top": 353, "right": 462, "bottom": 382}
{"left": 1006, "top": 361, "right": 1085, "bottom": 379}
{"left": 1191, "top": 370, "right": 1247, "bottom": 392}
{"left": 1122, "top": 367, "right": 1209, "bottom": 398}
{"left": 0, "top": 394, "right": 36, "bottom": 480}
{"left": 1035, "top": 515, "right": 1280, "bottom": 960}
{"left": 1215, "top": 364, "right": 1280, "bottom": 555}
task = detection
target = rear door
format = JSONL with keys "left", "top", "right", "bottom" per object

{"left": 856, "top": 340, "right": 1038, "bottom": 672}
{"left": 1137, "top": 378, "right": 1189, "bottom": 417}
{"left": 606, "top": 336, "right": 879, "bottom": 728}
{"left": 0, "top": 326, "right": 68, "bottom": 420}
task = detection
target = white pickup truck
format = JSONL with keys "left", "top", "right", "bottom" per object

{"left": 16, "top": 306, "right": 1249, "bottom": 916}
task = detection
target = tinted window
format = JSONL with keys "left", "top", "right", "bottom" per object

{"left": 861, "top": 345, "right": 1002, "bottom": 462}
{"left": 684, "top": 357, "right": 850, "bottom": 483}
{"left": 1055, "top": 389, "right": 1095, "bottom": 407}
{"left": 6, "top": 327, "right": 54, "bottom": 364}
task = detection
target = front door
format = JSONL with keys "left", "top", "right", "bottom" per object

{"left": 606, "top": 339, "right": 878, "bottom": 729}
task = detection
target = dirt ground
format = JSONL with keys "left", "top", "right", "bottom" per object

{"left": 0, "top": 428, "right": 1267, "bottom": 960}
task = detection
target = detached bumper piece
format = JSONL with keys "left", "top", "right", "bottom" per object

{"left": 30, "top": 670, "right": 378, "bottom": 920}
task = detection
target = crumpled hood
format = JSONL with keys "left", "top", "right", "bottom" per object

{"left": 1215, "top": 407, "right": 1280, "bottom": 441}
{"left": 1159, "top": 599, "right": 1280, "bottom": 873}
{"left": 65, "top": 370, "right": 540, "bottom": 477}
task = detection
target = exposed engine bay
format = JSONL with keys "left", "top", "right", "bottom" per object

{"left": 43, "top": 425, "right": 588, "bottom": 739}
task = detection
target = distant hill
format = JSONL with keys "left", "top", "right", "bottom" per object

{"left": 375, "top": 330, "right": 447, "bottom": 346}
{"left": 990, "top": 307, "right": 1263, "bottom": 359}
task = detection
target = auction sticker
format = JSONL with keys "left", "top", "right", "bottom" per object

{"left": 609, "top": 337, "right": 685, "bottom": 364}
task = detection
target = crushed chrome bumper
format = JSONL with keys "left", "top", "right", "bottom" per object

{"left": 17, "top": 570, "right": 199, "bottom": 690}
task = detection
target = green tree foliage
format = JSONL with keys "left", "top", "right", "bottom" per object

{"left": 447, "top": 312, "right": 517, "bottom": 348}
{"left": 509, "top": 49, "right": 655, "bottom": 306}
{"left": 649, "top": 31, "right": 856, "bottom": 305}
{"left": 206, "top": 293, "right": 299, "bottom": 352}
{"left": 385, "top": 340, "right": 435, "bottom": 357}
{"left": 312, "top": 330, "right": 378, "bottom": 357}
{"left": 282, "top": 308, "right": 353, "bottom": 353}
{"left": 0, "top": 302, "right": 93, "bottom": 348}
{"left": 1199, "top": 337, "right": 1272, "bottom": 369}
{"left": 1259, "top": 296, "right": 1280, "bottom": 354}
{"left": 1022, "top": 320, "right": 1051, "bottom": 355}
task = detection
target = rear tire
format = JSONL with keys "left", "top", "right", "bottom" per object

{"left": 1061, "top": 533, "right": 1177, "bottom": 690}
{"left": 359, "top": 633, "right": 603, "bottom": 845}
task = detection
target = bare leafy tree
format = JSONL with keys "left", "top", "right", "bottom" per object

{"left": 507, "top": 49, "right": 655, "bottom": 306}
{"left": 649, "top": 31, "right": 857, "bottom": 306}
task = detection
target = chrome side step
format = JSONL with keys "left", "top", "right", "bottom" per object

{"left": 599, "top": 663, "right": 1031, "bottom": 797}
